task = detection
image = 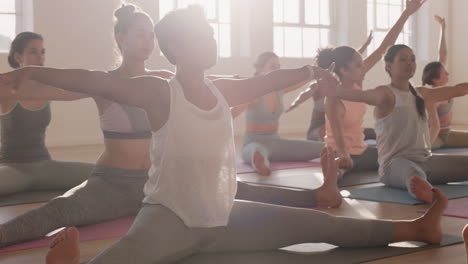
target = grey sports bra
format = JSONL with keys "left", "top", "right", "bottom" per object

{"left": 245, "top": 92, "right": 284, "bottom": 125}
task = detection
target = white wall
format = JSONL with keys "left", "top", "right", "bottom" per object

{"left": 0, "top": 0, "right": 454, "bottom": 146}
{"left": 450, "top": 0, "right": 468, "bottom": 125}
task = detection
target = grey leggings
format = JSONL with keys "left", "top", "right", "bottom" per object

{"left": 380, "top": 154, "right": 468, "bottom": 198}
{"left": 0, "top": 171, "right": 318, "bottom": 247}
{"left": 0, "top": 160, "right": 95, "bottom": 196}
{"left": 86, "top": 201, "right": 394, "bottom": 264}
{"left": 241, "top": 132, "right": 324, "bottom": 170}
{"left": 0, "top": 166, "right": 148, "bottom": 247}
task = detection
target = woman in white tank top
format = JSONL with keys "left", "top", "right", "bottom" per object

{"left": 0, "top": 4, "right": 452, "bottom": 264}
{"left": 322, "top": 44, "right": 468, "bottom": 203}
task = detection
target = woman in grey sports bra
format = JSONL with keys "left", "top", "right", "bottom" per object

{"left": 0, "top": 32, "right": 95, "bottom": 197}
{"left": 422, "top": 15, "right": 468, "bottom": 149}
{"left": 0, "top": 4, "right": 342, "bottom": 249}
{"left": 233, "top": 52, "right": 324, "bottom": 176}
{"left": 324, "top": 44, "right": 468, "bottom": 203}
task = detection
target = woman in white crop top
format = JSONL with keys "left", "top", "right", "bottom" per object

{"left": 0, "top": 4, "right": 450, "bottom": 264}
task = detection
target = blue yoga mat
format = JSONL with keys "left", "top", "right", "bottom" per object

{"left": 346, "top": 182, "right": 468, "bottom": 205}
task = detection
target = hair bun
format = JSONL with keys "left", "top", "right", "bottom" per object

{"left": 114, "top": 4, "right": 136, "bottom": 20}
{"left": 316, "top": 47, "right": 335, "bottom": 69}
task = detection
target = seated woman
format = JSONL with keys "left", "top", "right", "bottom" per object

{"left": 233, "top": 52, "right": 324, "bottom": 176}
{"left": 286, "top": 31, "right": 374, "bottom": 142}
{"left": 324, "top": 43, "right": 468, "bottom": 203}
{"left": 422, "top": 15, "right": 468, "bottom": 149}
{"left": 0, "top": 31, "right": 95, "bottom": 197}
{"left": 0, "top": 4, "right": 448, "bottom": 264}
{"left": 290, "top": 1, "right": 422, "bottom": 177}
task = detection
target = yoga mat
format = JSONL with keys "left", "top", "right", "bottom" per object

{"left": 0, "top": 216, "right": 135, "bottom": 253}
{"left": 418, "top": 201, "right": 468, "bottom": 219}
{"left": 433, "top": 148, "right": 468, "bottom": 154}
{"left": 236, "top": 159, "right": 321, "bottom": 174}
{"left": 178, "top": 234, "right": 462, "bottom": 264}
{"left": 0, "top": 190, "right": 64, "bottom": 207}
{"left": 345, "top": 182, "right": 468, "bottom": 205}
{"left": 237, "top": 169, "right": 380, "bottom": 191}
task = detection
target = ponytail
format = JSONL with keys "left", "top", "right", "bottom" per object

{"left": 408, "top": 83, "right": 426, "bottom": 119}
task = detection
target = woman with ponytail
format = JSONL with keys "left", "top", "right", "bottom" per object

{"left": 289, "top": 0, "right": 427, "bottom": 178}
{"left": 323, "top": 44, "right": 468, "bottom": 203}
{"left": 0, "top": 32, "right": 95, "bottom": 196}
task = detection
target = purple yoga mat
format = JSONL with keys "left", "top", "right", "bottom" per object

{"left": 418, "top": 202, "right": 468, "bottom": 219}
{"left": 0, "top": 216, "right": 135, "bottom": 254}
{"left": 236, "top": 159, "right": 321, "bottom": 174}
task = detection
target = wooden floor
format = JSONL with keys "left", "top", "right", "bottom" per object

{"left": 0, "top": 136, "right": 467, "bottom": 264}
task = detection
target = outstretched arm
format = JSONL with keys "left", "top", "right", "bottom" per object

{"left": 214, "top": 65, "right": 327, "bottom": 107}
{"left": 435, "top": 15, "right": 447, "bottom": 65}
{"left": 364, "top": 0, "right": 427, "bottom": 72}
{"left": 417, "top": 84, "right": 468, "bottom": 104}
{"left": 357, "top": 31, "right": 374, "bottom": 55}
{"left": 285, "top": 83, "right": 317, "bottom": 113}
{"left": 0, "top": 66, "right": 168, "bottom": 111}
{"left": 0, "top": 81, "right": 88, "bottom": 101}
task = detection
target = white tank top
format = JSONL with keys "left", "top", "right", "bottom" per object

{"left": 143, "top": 77, "right": 237, "bottom": 227}
{"left": 375, "top": 85, "right": 431, "bottom": 176}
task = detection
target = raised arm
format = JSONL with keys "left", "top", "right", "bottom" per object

{"left": 435, "top": 15, "right": 447, "bottom": 65}
{"left": 213, "top": 66, "right": 326, "bottom": 107}
{"left": 417, "top": 83, "right": 468, "bottom": 104}
{"left": 357, "top": 31, "right": 373, "bottom": 55}
{"left": 364, "top": 0, "right": 427, "bottom": 72}
{"left": 285, "top": 83, "right": 317, "bottom": 113}
{"left": 1, "top": 66, "right": 168, "bottom": 111}
{"left": 0, "top": 81, "right": 88, "bottom": 101}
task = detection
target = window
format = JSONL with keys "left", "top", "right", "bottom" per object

{"left": 273, "top": 0, "right": 333, "bottom": 58}
{"left": 367, "top": 0, "right": 413, "bottom": 53}
{"left": 158, "top": 0, "right": 231, "bottom": 57}
{"left": 0, "top": 0, "right": 22, "bottom": 52}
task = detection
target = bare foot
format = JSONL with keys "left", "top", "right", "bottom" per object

{"left": 253, "top": 151, "right": 271, "bottom": 176}
{"left": 411, "top": 188, "right": 447, "bottom": 244}
{"left": 316, "top": 147, "right": 342, "bottom": 208}
{"left": 46, "top": 227, "right": 80, "bottom": 264}
{"left": 463, "top": 224, "right": 468, "bottom": 262}
{"left": 410, "top": 176, "right": 433, "bottom": 203}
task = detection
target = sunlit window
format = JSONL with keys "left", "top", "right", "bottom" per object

{"left": 273, "top": 0, "right": 333, "bottom": 58}
{"left": 159, "top": 0, "right": 231, "bottom": 57}
{"left": 0, "top": 0, "right": 21, "bottom": 52}
{"left": 367, "top": 0, "right": 413, "bottom": 53}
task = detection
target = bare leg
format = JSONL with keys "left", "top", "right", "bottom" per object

{"left": 45, "top": 227, "right": 80, "bottom": 264}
